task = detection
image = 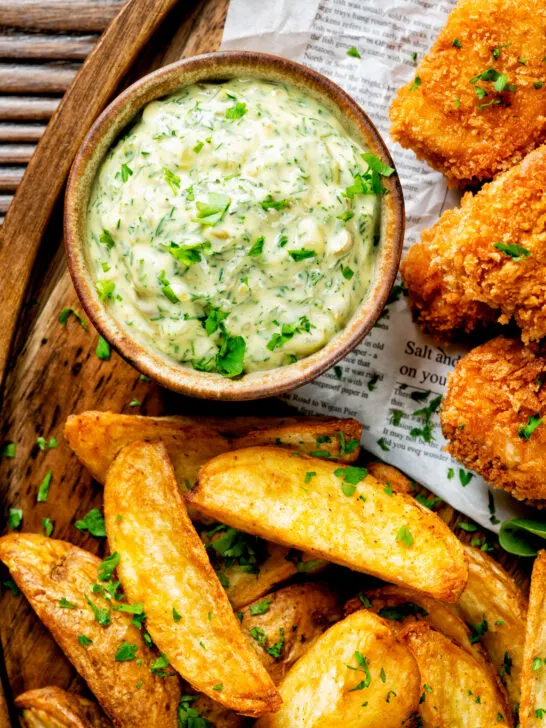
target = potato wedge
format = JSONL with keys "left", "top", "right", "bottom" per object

{"left": 190, "top": 447, "right": 467, "bottom": 602}
{"left": 104, "top": 440, "right": 280, "bottom": 717}
{"left": 169, "top": 414, "right": 344, "bottom": 438}
{"left": 520, "top": 550, "right": 546, "bottom": 728}
{"left": 0, "top": 534, "right": 180, "bottom": 728}
{"left": 16, "top": 687, "right": 113, "bottom": 728}
{"left": 345, "top": 584, "right": 497, "bottom": 678}
{"left": 235, "top": 419, "right": 362, "bottom": 462}
{"left": 200, "top": 523, "right": 326, "bottom": 609}
{"left": 453, "top": 545, "right": 527, "bottom": 709}
{"left": 365, "top": 462, "right": 414, "bottom": 495}
{"left": 240, "top": 583, "right": 341, "bottom": 684}
{"left": 254, "top": 609, "right": 420, "bottom": 728}
{"left": 64, "top": 411, "right": 229, "bottom": 487}
{"left": 400, "top": 622, "right": 513, "bottom": 727}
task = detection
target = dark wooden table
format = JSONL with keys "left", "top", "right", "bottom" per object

{"left": 0, "top": 0, "right": 128, "bottom": 222}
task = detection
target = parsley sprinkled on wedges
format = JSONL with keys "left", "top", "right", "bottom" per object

{"left": 396, "top": 525, "right": 414, "bottom": 546}
{"left": 347, "top": 651, "right": 371, "bottom": 691}
{"left": 249, "top": 597, "right": 272, "bottom": 616}
{"left": 334, "top": 466, "right": 368, "bottom": 496}
{"left": 115, "top": 641, "right": 138, "bottom": 662}
{"left": 494, "top": 241, "right": 530, "bottom": 261}
{"left": 74, "top": 507, "right": 106, "bottom": 537}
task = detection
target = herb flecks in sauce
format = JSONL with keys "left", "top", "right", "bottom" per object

{"left": 87, "top": 79, "right": 382, "bottom": 374}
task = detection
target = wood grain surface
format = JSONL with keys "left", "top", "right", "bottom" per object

{"left": 0, "top": 1, "right": 533, "bottom": 727}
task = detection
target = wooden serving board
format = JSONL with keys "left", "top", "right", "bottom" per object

{"left": 0, "top": 1, "right": 532, "bottom": 725}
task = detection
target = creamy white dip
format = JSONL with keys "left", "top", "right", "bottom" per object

{"left": 86, "top": 78, "right": 387, "bottom": 376}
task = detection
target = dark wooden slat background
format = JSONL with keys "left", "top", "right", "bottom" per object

{"left": 0, "top": 0, "right": 126, "bottom": 224}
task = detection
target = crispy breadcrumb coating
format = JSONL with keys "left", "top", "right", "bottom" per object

{"left": 400, "top": 144, "right": 546, "bottom": 343}
{"left": 390, "top": 0, "right": 546, "bottom": 186}
{"left": 441, "top": 336, "right": 546, "bottom": 503}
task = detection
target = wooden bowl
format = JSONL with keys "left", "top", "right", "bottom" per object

{"left": 65, "top": 51, "right": 405, "bottom": 401}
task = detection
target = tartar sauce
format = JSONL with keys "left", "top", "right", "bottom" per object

{"left": 86, "top": 78, "right": 387, "bottom": 376}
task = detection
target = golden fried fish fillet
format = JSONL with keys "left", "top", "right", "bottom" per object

{"left": 441, "top": 336, "right": 546, "bottom": 502}
{"left": 401, "top": 144, "right": 546, "bottom": 343}
{"left": 390, "top": 0, "right": 546, "bottom": 186}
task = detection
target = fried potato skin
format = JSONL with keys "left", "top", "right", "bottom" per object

{"left": 241, "top": 583, "right": 341, "bottom": 684}
{"left": 235, "top": 419, "right": 362, "bottom": 463}
{"left": 104, "top": 440, "right": 280, "bottom": 717}
{"left": 255, "top": 609, "right": 420, "bottom": 728}
{"left": 453, "top": 545, "right": 527, "bottom": 710}
{"left": 401, "top": 147, "right": 546, "bottom": 342}
{"left": 519, "top": 551, "right": 546, "bottom": 727}
{"left": 441, "top": 337, "right": 546, "bottom": 502}
{"left": 190, "top": 447, "right": 467, "bottom": 602}
{"left": 400, "top": 622, "right": 514, "bottom": 727}
{"left": 0, "top": 534, "right": 180, "bottom": 728}
{"left": 390, "top": 0, "right": 546, "bottom": 186}
{"left": 344, "top": 584, "right": 496, "bottom": 677}
{"left": 64, "top": 411, "right": 229, "bottom": 486}
{"left": 16, "top": 687, "right": 112, "bottom": 728}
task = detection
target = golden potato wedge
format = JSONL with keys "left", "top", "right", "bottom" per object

{"left": 200, "top": 523, "right": 326, "bottom": 609}
{"left": 255, "top": 609, "right": 420, "bottom": 728}
{"left": 240, "top": 583, "right": 341, "bottom": 684}
{"left": 0, "top": 534, "right": 180, "bottom": 728}
{"left": 235, "top": 418, "right": 362, "bottom": 462}
{"left": 400, "top": 622, "right": 513, "bottom": 727}
{"left": 453, "top": 545, "right": 527, "bottom": 709}
{"left": 366, "top": 462, "right": 414, "bottom": 495}
{"left": 520, "top": 550, "right": 546, "bottom": 728}
{"left": 64, "top": 411, "right": 229, "bottom": 487}
{"left": 345, "top": 584, "right": 497, "bottom": 678}
{"left": 104, "top": 440, "right": 280, "bottom": 717}
{"left": 16, "top": 687, "right": 112, "bottom": 728}
{"left": 190, "top": 447, "right": 467, "bottom": 602}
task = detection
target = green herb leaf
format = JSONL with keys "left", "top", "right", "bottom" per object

{"left": 59, "top": 307, "right": 88, "bottom": 330}
{"left": 334, "top": 466, "right": 368, "bottom": 486}
{"left": 225, "top": 102, "right": 247, "bottom": 119}
{"left": 120, "top": 163, "right": 133, "bottom": 183}
{"left": 249, "top": 598, "right": 272, "bottom": 616}
{"left": 37, "top": 471, "right": 52, "bottom": 503}
{"left": 452, "top": 38, "right": 462, "bottom": 48}
{"left": 163, "top": 168, "right": 180, "bottom": 194}
{"left": 42, "top": 517, "right": 54, "bottom": 537}
{"left": 1, "top": 442, "right": 16, "bottom": 458}
{"left": 518, "top": 414, "right": 543, "bottom": 441}
{"left": 115, "top": 641, "right": 138, "bottom": 662}
{"left": 361, "top": 153, "right": 395, "bottom": 177}
{"left": 248, "top": 236, "right": 264, "bottom": 257}
{"left": 499, "top": 518, "right": 546, "bottom": 557}
{"left": 195, "top": 193, "right": 231, "bottom": 226}
{"left": 493, "top": 241, "right": 531, "bottom": 261}
{"left": 8, "top": 508, "right": 22, "bottom": 529}
{"left": 75, "top": 508, "right": 106, "bottom": 538}
{"left": 410, "top": 76, "right": 421, "bottom": 91}
{"left": 470, "top": 617, "right": 488, "bottom": 644}
{"left": 59, "top": 597, "right": 77, "bottom": 609}
{"left": 173, "top": 607, "right": 182, "bottom": 623}
{"left": 261, "top": 195, "right": 290, "bottom": 211}
{"left": 96, "top": 336, "right": 111, "bottom": 360}
{"left": 98, "top": 552, "right": 120, "bottom": 581}
{"left": 396, "top": 525, "right": 413, "bottom": 546}
{"left": 85, "top": 595, "right": 111, "bottom": 627}
{"left": 347, "top": 46, "right": 361, "bottom": 58}
{"left": 95, "top": 280, "right": 116, "bottom": 301}
{"left": 288, "top": 248, "right": 317, "bottom": 262}
{"left": 78, "top": 635, "right": 92, "bottom": 646}
{"left": 378, "top": 602, "right": 428, "bottom": 621}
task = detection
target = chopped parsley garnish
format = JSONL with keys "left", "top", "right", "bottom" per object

{"left": 261, "top": 195, "right": 290, "bottom": 211}
{"left": 415, "top": 493, "right": 441, "bottom": 510}
{"left": 347, "top": 46, "right": 361, "bottom": 58}
{"left": 341, "top": 265, "right": 354, "bottom": 280}
{"left": 195, "top": 193, "right": 231, "bottom": 226}
{"left": 493, "top": 241, "right": 530, "bottom": 261}
{"left": 452, "top": 38, "right": 462, "bottom": 48}
{"left": 98, "top": 552, "right": 120, "bottom": 581}
{"left": 391, "top": 409, "right": 404, "bottom": 426}
{"left": 85, "top": 595, "right": 111, "bottom": 627}
{"left": 225, "top": 101, "right": 247, "bottom": 119}
{"left": 173, "top": 607, "right": 182, "bottom": 623}
{"left": 396, "top": 525, "right": 414, "bottom": 546}
{"left": 2, "top": 579, "right": 19, "bottom": 597}
{"left": 129, "top": 398, "right": 141, "bottom": 407}
{"left": 42, "top": 517, "right": 54, "bottom": 537}
{"left": 347, "top": 651, "right": 371, "bottom": 691}
{"left": 533, "top": 657, "right": 544, "bottom": 671}
{"left": 378, "top": 602, "right": 428, "bottom": 621}
{"left": 161, "top": 241, "right": 211, "bottom": 267}
{"left": 99, "top": 229, "right": 115, "bottom": 249}
{"left": 78, "top": 635, "right": 92, "bottom": 646}
{"left": 59, "top": 597, "right": 77, "bottom": 609}
{"left": 115, "top": 642, "right": 138, "bottom": 662}
{"left": 248, "top": 236, "right": 264, "bottom": 257}
{"left": 535, "top": 81, "right": 544, "bottom": 90}
{"left": 120, "top": 163, "right": 133, "bottom": 182}
{"left": 150, "top": 652, "right": 170, "bottom": 676}
{"left": 96, "top": 336, "right": 111, "bottom": 361}
{"left": 249, "top": 597, "right": 272, "bottom": 616}
{"left": 377, "top": 437, "right": 390, "bottom": 452}
{"left": 470, "top": 617, "right": 488, "bottom": 644}
{"left": 304, "top": 471, "right": 317, "bottom": 484}
{"left": 491, "top": 42, "right": 511, "bottom": 59}
{"left": 37, "top": 470, "right": 53, "bottom": 503}
{"left": 177, "top": 695, "right": 213, "bottom": 727}
{"left": 163, "top": 168, "right": 180, "bottom": 194}
{"left": 267, "top": 316, "right": 312, "bottom": 351}
{"left": 288, "top": 248, "right": 317, "bottom": 262}
{"left": 410, "top": 76, "right": 421, "bottom": 91}
{"left": 334, "top": 466, "right": 368, "bottom": 495}
{"left": 458, "top": 469, "right": 473, "bottom": 487}
{"left": 1, "top": 442, "right": 16, "bottom": 458}
{"left": 75, "top": 508, "right": 106, "bottom": 537}
{"left": 8, "top": 508, "right": 22, "bottom": 529}
{"left": 95, "top": 279, "right": 116, "bottom": 301}
{"left": 518, "top": 414, "right": 543, "bottom": 441}
{"left": 59, "top": 307, "right": 88, "bottom": 330}
{"left": 459, "top": 521, "right": 478, "bottom": 532}
{"left": 193, "top": 141, "right": 204, "bottom": 154}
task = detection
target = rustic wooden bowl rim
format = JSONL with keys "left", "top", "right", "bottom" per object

{"left": 64, "top": 50, "right": 405, "bottom": 401}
